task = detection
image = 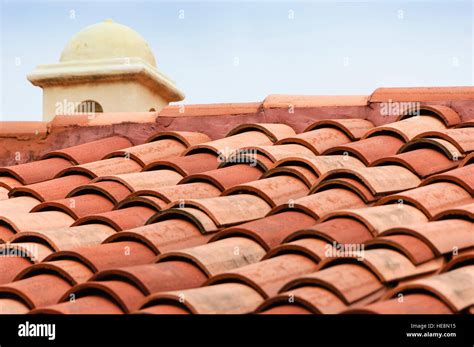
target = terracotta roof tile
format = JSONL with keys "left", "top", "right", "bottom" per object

{"left": 365, "top": 234, "right": 437, "bottom": 265}
{"left": 206, "top": 254, "right": 318, "bottom": 298}
{"left": 0, "top": 93, "right": 472, "bottom": 315}
{"left": 93, "top": 170, "right": 183, "bottom": 192}
{"left": 0, "top": 257, "right": 32, "bottom": 284}
{"left": 32, "top": 295, "right": 123, "bottom": 314}
{"left": 165, "top": 194, "right": 271, "bottom": 228}
{"left": 385, "top": 266, "right": 474, "bottom": 312}
{"left": 225, "top": 123, "right": 296, "bottom": 142}
{"left": 304, "top": 118, "right": 374, "bottom": 140}
{"left": 238, "top": 144, "right": 316, "bottom": 164}
{"left": 321, "top": 204, "right": 428, "bottom": 237}
{"left": 264, "top": 238, "right": 330, "bottom": 263}
{"left": 0, "top": 158, "right": 72, "bottom": 185}
{"left": 91, "top": 260, "right": 207, "bottom": 295}
{"left": 0, "top": 273, "right": 71, "bottom": 309}
{"left": 321, "top": 249, "right": 443, "bottom": 283}
{"left": 311, "top": 176, "right": 376, "bottom": 203}
{"left": 316, "top": 165, "right": 421, "bottom": 196}
{"left": 378, "top": 182, "right": 472, "bottom": 219}
{"left": 258, "top": 286, "right": 347, "bottom": 314}
{"left": 0, "top": 242, "right": 54, "bottom": 264}
{"left": 185, "top": 131, "right": 273, "bottom": 158}
{"left": 138, "top": 304, "right": 190, "bottom": 314}
{"left": 57, "top": 157, "right": 143, "bottom": 178}
{"left": 60, "top": 280, "right": 146, "bottom": 313}
{"left": 10, "top": 224, "right": 115, "bottom": 251}
{"left": 119, "top": 182, "right": 221, "bottom": 210}
{"left": 421, "top": 164, "right": 474, "bottom": 195}
{"left": 145, "top": 131, "right": 211, "bottom": 147}
{"left": 263, "top": 164, "right": 318, "bottom": 188}
{"left": 369, "top": 86, "right": 474, "bottom": 102}
{"left": 285, "top": 217, "right": 372, "bottom": 245}
{"left": 379, "top": 220, "right": 473, "bottom": 257}
{"left": 414, "top": 128, "right": 474, "bottom": 154}
{"left": 0, "top": 196, "right": 41, "bottom": 213}
{"left": 144, "top": 153, "right": 219, "bottom": 176}
{"left": 68, "top": 180, "right": 131, "bottom": 204}
{"left": 281, "top": 263, "right": 384, "bottom": 305}
{"left": 364, "top": 115, "right": 446, "bottom": 142}
{"left": 399, "top": 137, "right": 463, "bottom": 160}
{"left": 324, "top": 135, "right": 404, "bottom": 165}
{"left": 211, "top": 211, "right": 317, "bottom": 250}
{"left": 179, "top": 164, "right": 263, "bottom": 191}
{"left": 154, "top": 207, "right": 219, "bottom": 234}
{"left": 0, "top": 298, "right": 30, "bottom": 314}
{"left": 433, "top": 201, "right": 474, "bottom": 220}
{"left": 0, "top": 176, "right": 22, "bottom": 190}
{"left": 15, "top": 259, "right": 94, "bottom": 285}
{"left": 30, "top": 194, "right": 114, "bottom": 219}
{"left": 72, "top": 206, "right": 155, "bottom": 231}
{"left": 269, "top": 188, "right": 365, "bottom": 219}
{"left": 397, "top": 105, "right": 461, "bottom": 127}
{"left": 139, "top": 283, "right": 263, "bottom": 314}
{"left": 104, "top": 140, "right": 187, "bottom": 166}
{"left": 104, "top": 219, "right": 208, "bottom": 254}
{"left": 156, "top": 237, "right": 265, "bottom": 277}
{"left": 272, "top": 155, "right": 365, "bottom": 179}
{"left": 0, "top": 211, "right": 74, "bottom": 235}
{"left": 343, "top": 293, "right": 453, "bottom": 314}
{"left": 276, "top": 128, "right": 351, "bottom": 155}
{"left": 44, "top": 241, "right": 156, "bottom": 273}
{"left": 41, "top": 136, "right": 132, "bottom": 165}
{"left": 223, "top": 175, "right": 308, "bottom": 207}
{"left": 10, "top": 175, "right": 91, "bottom": 201}
{"left": 372, "top": 149, "right": 457, "bottom": 178}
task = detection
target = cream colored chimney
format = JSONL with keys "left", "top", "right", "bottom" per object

{"left": 28, "top": 19, "right": 184, "bottom": 121}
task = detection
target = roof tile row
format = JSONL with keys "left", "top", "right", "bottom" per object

{"left": 0, "top": 102, "right": 472, "bottom": 315}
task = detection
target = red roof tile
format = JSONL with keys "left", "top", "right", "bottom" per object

{"left": 10, "top": 224, "right": 115, "bottom": 252}
{"left": 324, "top": 135, "right": 404, "bottom": 165}
{"left": 0, "top": 93, "right": 473, "bottom": 315}
{"left": 42, "top": 136, "right": 132, "bottom": 165}
{"left": 372, "top": 148, "right": 457, "bottom": 178}
{"left": 144, "top": 153, "right": 219, "bottom": 175}
{"left": 10, "top": 175, "right": 91, "bottom": 201}
{"left": 369, "top": 86, "right": 474, "bottom": 102}
{"left": 31, "top": 194, "right": 115, "bottom": 219}
{"left": 179, "top": 164, "right": 263, "bottom": 191}
{"left": 0, "top": 158, "right": 72, "bottom": 185}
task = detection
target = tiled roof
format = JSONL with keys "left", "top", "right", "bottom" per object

{"left": 0, "top": 89, "right": 473, "bottom": 315}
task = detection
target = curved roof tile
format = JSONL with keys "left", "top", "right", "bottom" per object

{"left": 304, "top": 118, "right": 374, "bottom": 140}
{"left": 41, "top": 136, "right": 132, "bottom": 164}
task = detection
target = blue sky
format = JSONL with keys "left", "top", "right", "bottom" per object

{"left": 0, "top": 0, "right": 472, "bottom": 121}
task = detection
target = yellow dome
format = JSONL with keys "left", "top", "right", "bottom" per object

{"left": 60, "top": 19, "right": 157, "bottom": 67}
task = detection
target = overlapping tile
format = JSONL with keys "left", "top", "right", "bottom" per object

{"left": 0, "top": 97, "right": 472, "bottom": 315}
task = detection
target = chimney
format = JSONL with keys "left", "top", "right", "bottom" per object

{"left": 27, "top": 19, "right": 184, "bottom": 121}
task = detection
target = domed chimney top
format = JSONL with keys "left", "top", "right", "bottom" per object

{"left": 28, "top": 19, "right": 184, "bottom": 121}
{"left": 59, "top": 19, "right": 157, "bottom": 67}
